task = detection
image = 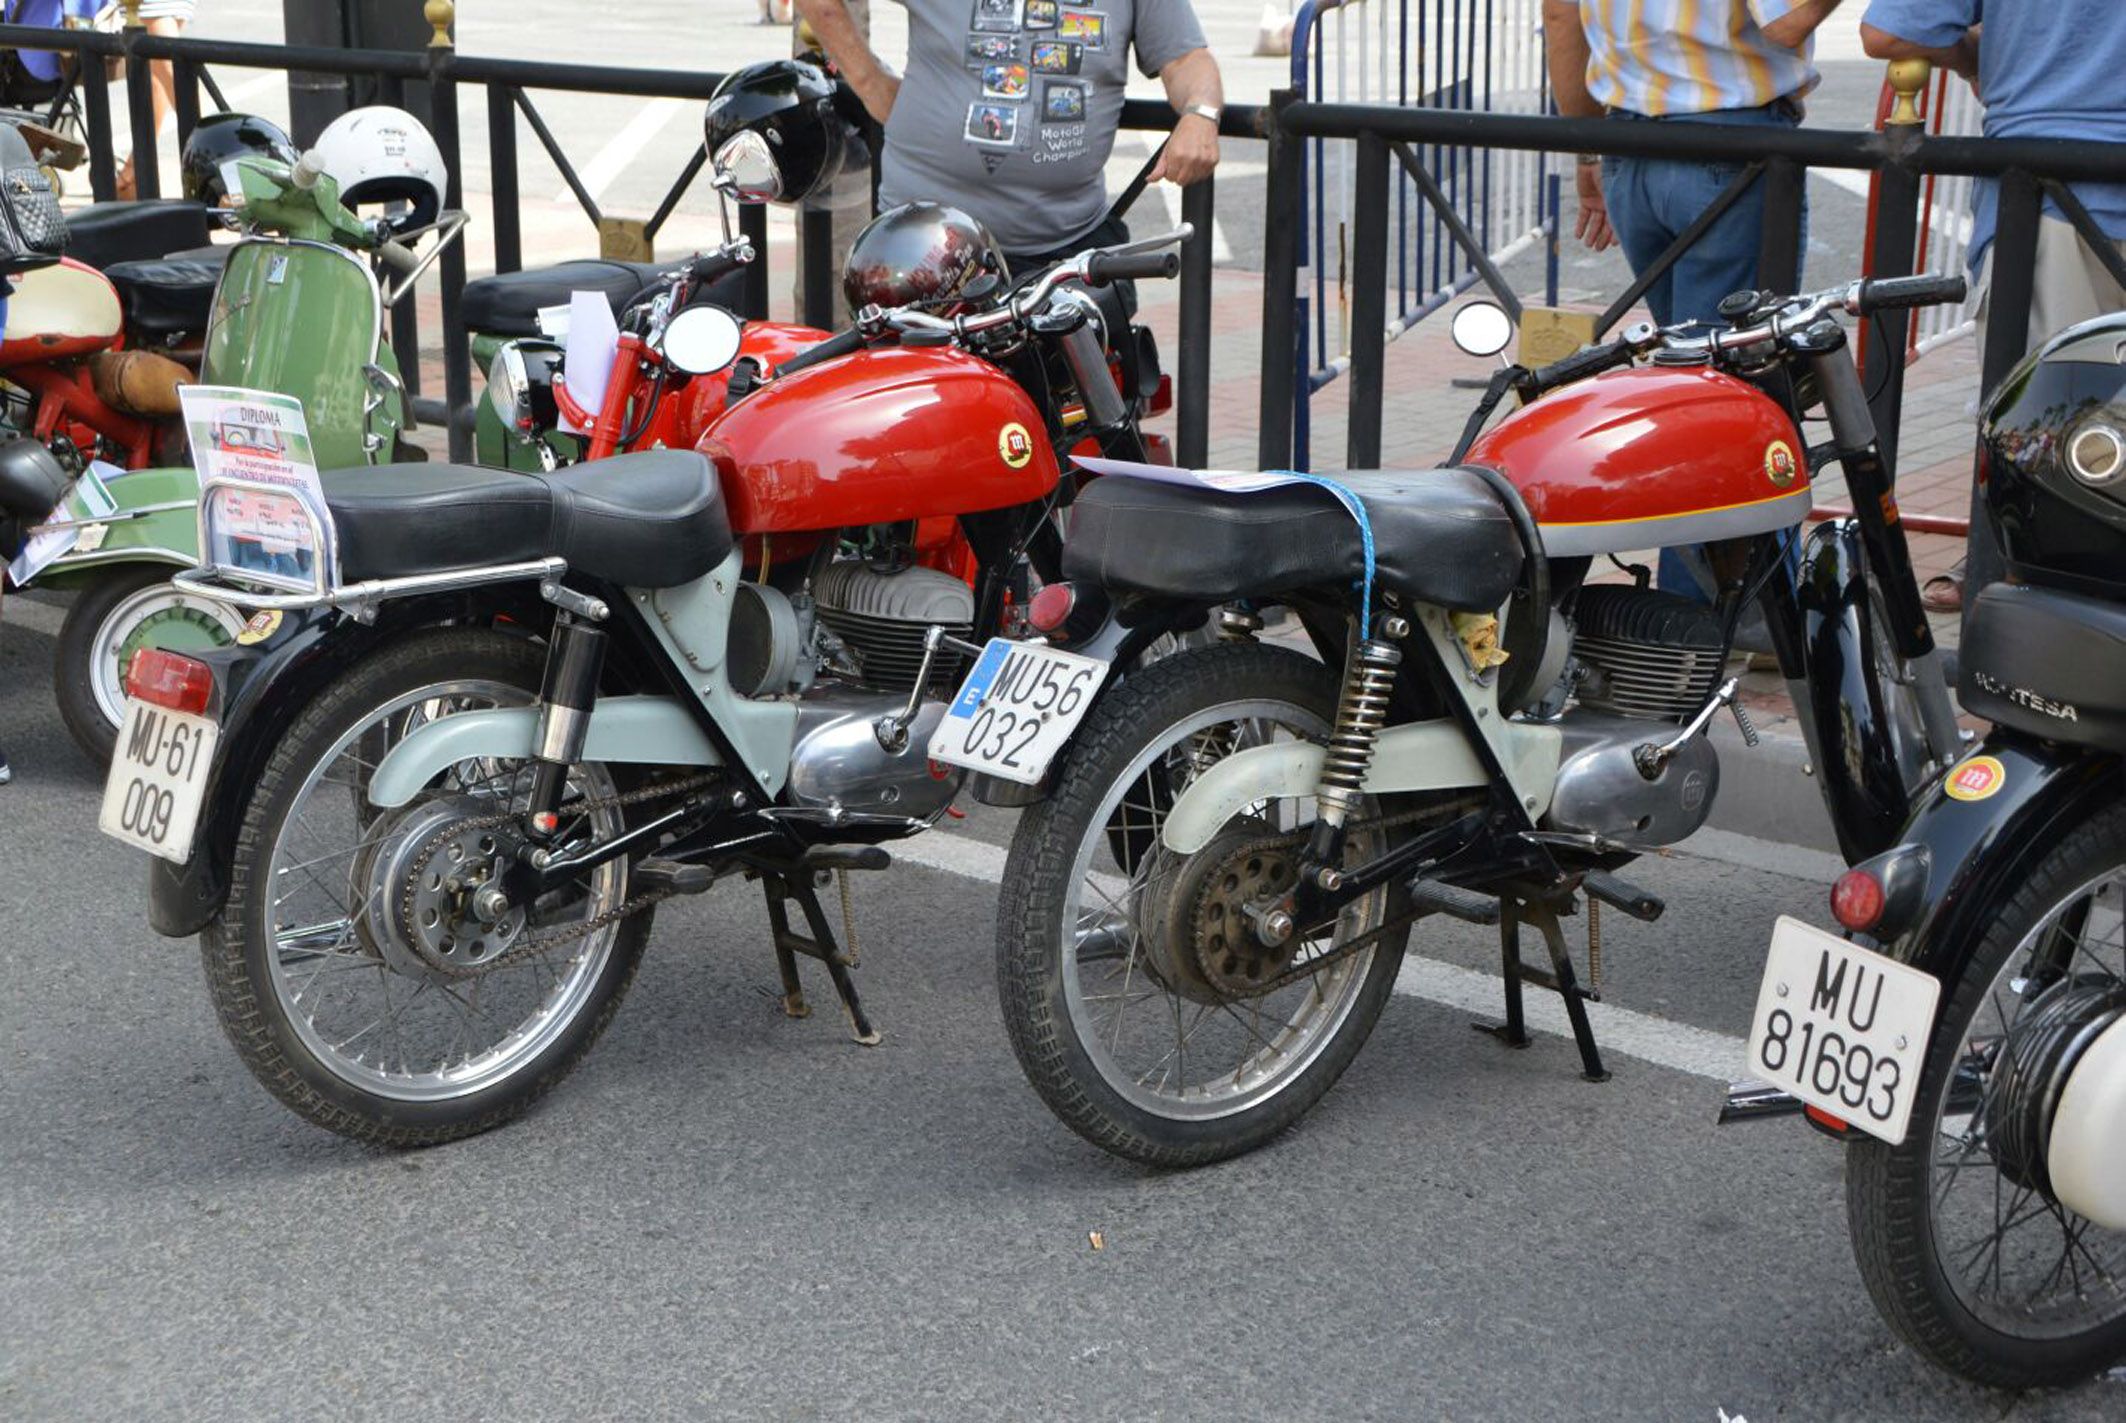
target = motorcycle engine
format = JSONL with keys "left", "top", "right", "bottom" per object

{"left": 811, "top": 561, "right": 976, "bottom": 692}
{"left": 1539, "top": 584, "right": 1730, "bottom": 848}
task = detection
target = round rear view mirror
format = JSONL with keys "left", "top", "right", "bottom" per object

{"left": 662, "top": 305, "right": 745, "bottom": 377}
{"left": 713, "top": 131, "right": 783, "bottom": 204}
{"left": 1451, "top": 300, "right": 1515, "bottom": 359}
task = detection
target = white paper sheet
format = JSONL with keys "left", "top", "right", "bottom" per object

{"left": 558, "top": 289, "right": 619, "bottom": 436}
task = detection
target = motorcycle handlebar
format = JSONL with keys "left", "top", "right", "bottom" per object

{"left": 1524, "top": 337, "right": 1636, "bottom": 397}
{"left": 1854, "top": 273, "right": 1969, "bottom": 314}
{"left": 689, "top": 246, "right": 750, "bottom": 285}
{"left": 774, "top": 324, "right": 867, "bottom": 379}
{"left": 376, "top": 239, "right": 422, "bottom": 277}
{"left": 1085, "top": 249, "right": 1181, "bottom": 285}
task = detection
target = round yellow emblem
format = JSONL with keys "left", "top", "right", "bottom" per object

{"left": 1944, "top": 755, "right": 2007, "bottom": 803}
{"left": 235, "top": 608, "right": 283, "bottom": 645}
{"left": 1765, "top": 440, "right": 1798, "bottom": 489}
{"left": 999, "top": 423, "right": 1033, "bottom": 469}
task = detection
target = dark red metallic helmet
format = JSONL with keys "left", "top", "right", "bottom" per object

{"left": 842, "top": 202, "right": 1008, "bottom": 316}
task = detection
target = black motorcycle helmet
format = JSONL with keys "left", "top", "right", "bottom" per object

{"left": 180, "top": 112, "right": 299, "bottom": 206}
{"left": 842, "top": 202, "right": 1008, "bottom": 316}
{"left": 0, "top": 437, "right": 67, "bottom": 562}
{"left": 703, "top": 59, "right": 851, "bottom": 206}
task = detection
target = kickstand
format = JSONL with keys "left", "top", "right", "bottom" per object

{"left": 1473, "top": 893, "right": 1610, "bottom": 1082}
{"left": 761, "top": 871, "right": 882, "bottom": 1046}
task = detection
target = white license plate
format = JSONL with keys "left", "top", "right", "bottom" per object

{"left": 927, "top": 638, "right": 1110, "bottom": 785}
{"left": 98, "top": 700, "right": 219, "bottom": 864}
{"left": 1745, "top": 916, "right": 1942, "bottom": 1144}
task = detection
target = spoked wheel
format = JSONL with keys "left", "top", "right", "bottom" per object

{"left": 996, "top": 642, "right": 1414, "bottom": 1168}
{"left": 1846, "top": 803, "right": 2126, "bottom": 1387}
{"left": 203, "top": 628, "right": 651, "bottom": 1147}
{"left": 56, "top": 566, "right": 246, "bottom": 763}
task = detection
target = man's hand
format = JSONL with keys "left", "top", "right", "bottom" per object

{"left": 1154, "top": 47, "right": 1223, "bottom": 185}
{"left": 1860, "top": 20, "right": 1981, "bottom": 91}
{"left": 1149, "top": 113, "right": 1218, "bottom": 186}
{"left": 1575, "top": 162, "right": 1615, "bottom": 252}
{"left": 793, "top": 0, "right": 900, "bottom": 123}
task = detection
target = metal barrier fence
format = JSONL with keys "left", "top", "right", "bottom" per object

{"left": 0, "top": 14, "right": 1249, "bottom": 468}
{"left": 1287, "top": 0, "right": 1558, "bottom": 467}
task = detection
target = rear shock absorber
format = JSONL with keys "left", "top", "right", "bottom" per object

{"left": 1307, "top": 635, "right": 1402, "bottom": 878}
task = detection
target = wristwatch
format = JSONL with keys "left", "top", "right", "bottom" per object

{"left": 1183, "top": 103, "right": 1222, "bottom": 126}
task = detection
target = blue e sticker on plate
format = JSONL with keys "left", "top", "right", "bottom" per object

{"left": 949, "top": 641, "right": 1010, "bottom": 718}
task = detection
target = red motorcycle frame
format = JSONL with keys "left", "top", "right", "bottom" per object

{"left": 1, "top": 257, "right": 189, "bottom": 469}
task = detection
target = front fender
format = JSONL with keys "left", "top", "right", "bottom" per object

{"left": 1878, "top": 734, "right": 2120, "bottom": 999}
{"left": 366, "top": 695, "right": 722, "bottom": 808}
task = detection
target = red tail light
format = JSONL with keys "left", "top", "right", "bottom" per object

{"left": 124, "top": 648, "right": 214, "bottom": 716}
{"left": 1147, "top": 373, "right": 1173, "bottom": 417}
{"left": 1804, "top": 1105, "right": 1853, "bottom": 1137}
{"left": 1028, "top": 582, "right": 1077, "bottom": 637}
{"left": 1831, "top": 868, "right": 1887, "bottom": 932}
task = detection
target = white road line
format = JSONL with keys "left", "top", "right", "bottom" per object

{"left": 1665, "top": 827, "right": 1842, "bottom": 886}
{"left": 3, "top": 598, "right": 65, "bottom": 637}
{"left": 566, "top": 98, "right": 686, "bottom": 206}
{"left": 893, "top": 827, "right": 1752, "bottom": 1082}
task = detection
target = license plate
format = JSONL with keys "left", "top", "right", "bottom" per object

{"left": 98, "top": 700, "right": 219, "bottom": 864}
{"left": 1745, "top": 916, "right": 1942, "bottom": 1144}
{"left": 927, "top": 638, "right": 1110, "bottom": 785}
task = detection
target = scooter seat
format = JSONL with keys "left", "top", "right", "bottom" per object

{"left": 1062, "top": 467, "right": 1526, "bottom": 614}
{"left": 322, "top": 450, "right": 732, "bottom": 591}
{"left": 63, "top": 199, "right": 213, "bottom": 271}
{"left": 462, "top": 258, "right": 751, "bottom": 337}
{"left": 102, "top": 254, "right": 225, "bottom": 345}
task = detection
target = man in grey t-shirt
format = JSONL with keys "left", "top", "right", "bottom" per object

{"left": 794, "top": 0, "right": 1223, "bottom": 272}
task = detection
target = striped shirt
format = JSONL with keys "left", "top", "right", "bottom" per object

{"left": 1575, "top": 0, "right": 1820, "bottom": 117}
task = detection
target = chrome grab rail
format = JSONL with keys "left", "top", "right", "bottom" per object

{"left": 172, "top": 556, "right": 569, "bottom": 621}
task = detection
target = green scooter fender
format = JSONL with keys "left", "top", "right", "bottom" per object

{"left": 28, "top": 465, "right": 203, "bottom": 590}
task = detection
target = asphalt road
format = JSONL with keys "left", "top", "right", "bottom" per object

{"left": 4, "top": 600, "right": 2123, "bottom": 1421}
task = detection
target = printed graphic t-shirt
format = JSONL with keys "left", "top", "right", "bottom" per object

{"left": 881, "top": 0, "right": 1207, "bottom": 253}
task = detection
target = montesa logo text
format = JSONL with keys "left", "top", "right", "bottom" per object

{"left": 1971, "top": 669, "right": 2079, "bottom": 722}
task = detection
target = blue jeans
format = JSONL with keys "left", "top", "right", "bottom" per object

{"left": 1603, "top": 105, "right": 1809, "bottom": 604}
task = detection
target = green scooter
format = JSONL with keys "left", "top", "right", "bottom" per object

{"left": 21, "top": 150, "right": 466, "bottom": 762}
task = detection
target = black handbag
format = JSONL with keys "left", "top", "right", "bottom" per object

{"left": 0, "top": 123, "right": 65, "bottom": 272}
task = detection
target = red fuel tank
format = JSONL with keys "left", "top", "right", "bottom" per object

{"left": 670, "top": 320, "right": 825, "bottom": 436}
{"left": 702, "top": 344, "right": 1062, "bottom": 535}
{"left": 1466, "top": 365, "right": 1810, "bottom": 557}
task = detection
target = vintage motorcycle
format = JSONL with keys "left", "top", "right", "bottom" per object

{"left": 964, "top": 275, "right": 1970, "bottom": 1167}
{"left": 112, "top": 232, "right": 1182, "bottom": 1146}
{"left": 1722, "top": 311, "right": 2126, "bottom": 1388}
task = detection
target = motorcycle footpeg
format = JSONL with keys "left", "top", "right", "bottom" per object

{"left": 1581, "top": 869, "right": 1664, "bottom": 922}
{"left": 634, "top": 858, "right": 718, "bottom": 896}
{"left": 1407, "top": 876, "right": 1501, "bottom": 926}
{"left": 797, "top": 845, "right": 892, "bottom": 873}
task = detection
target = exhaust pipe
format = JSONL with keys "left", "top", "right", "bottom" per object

{"left": 1718, "top": 1079, "right": 1807, "bottom": 1125}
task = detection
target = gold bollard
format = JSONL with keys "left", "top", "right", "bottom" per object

{"left": 425, "top": 0, "right": 456, "bottom": 49}
{"left": 120, "top": 0, "right": 142, "bottom": 28}
{"left": 1885, "top": 57, "right": 1932, "bottom": 128}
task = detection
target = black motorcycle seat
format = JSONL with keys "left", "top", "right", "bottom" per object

{"left": 323, "top": 450, "right": 731, "bottom": 590}
{"left": 462, "top": 259, "right": 749, "bottom": 338}
{"left": 1062, "top": 467, "right": 1525, "bottom": 613}
{"left": 103, "top": 254, "right": 225, "bottom": 343}
{"left": 63, "top": 199, "right": 214, "bottom": 271}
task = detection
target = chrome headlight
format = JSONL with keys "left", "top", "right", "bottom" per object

{"left": 2067, "top": 419, "right": 2126, "bottom": 487}
{"left": 487, "top": 342, "right": 532, "bottom": 435}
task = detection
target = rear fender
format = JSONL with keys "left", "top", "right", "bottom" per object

{"left": 19, "top": 465, "right": 201, "bottom": 588}
{"left": 1875, "top": 735, "right": 2120, "bottom": 1003}
{"left": 147, "top": 604, "right": 385, "bottom": 936}
{"left": 366, "top": 696, "right": 721, "bottom": 808}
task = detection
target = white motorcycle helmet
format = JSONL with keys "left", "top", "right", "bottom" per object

{"left": 311, "top": 105, "right": 447, "bottom": 234}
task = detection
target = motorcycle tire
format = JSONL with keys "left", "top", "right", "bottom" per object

{"left": 1844, "top": 800, "right": 2126, "bottom": 1388}
{"left": 55, "top": 565, "right": 244, "bottom": 765}
{"left": 995, "top": 641, "right": 1409, "bottom": 1168}
{"left": 202, "top": 628, "right": 651, "bottom": 1148}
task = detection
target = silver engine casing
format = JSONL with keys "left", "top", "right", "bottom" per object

{"left": 785, "top": 684, "right": 965, "bottom": 822}
{"left": 814, "top": 562, "right": 976, "bottom": 692}
{"left": 1540, "top": 713, "right": 1719, "bottom": 848}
